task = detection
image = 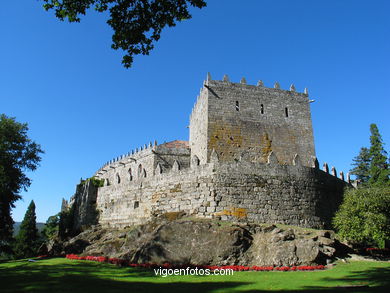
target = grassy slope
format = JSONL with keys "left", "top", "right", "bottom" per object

{"left": 0, "top": 258, "right": 389, "bottom": 293}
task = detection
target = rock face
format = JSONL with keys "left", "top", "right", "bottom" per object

{"left": 69, "top": 180, "right": 99, "bottom": 233}
{"left": 246, "top": 228, "right": 336, "bottom": 266}
{"left": 55, "top": 218, "right": 347, "bottom": 266}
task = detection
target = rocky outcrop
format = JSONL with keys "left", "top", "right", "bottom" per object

{"left": 68, "top": 180, "right": 99, "bottom": 233}
{"left": 54, "top": 218, "right": 349, "bottom": 266}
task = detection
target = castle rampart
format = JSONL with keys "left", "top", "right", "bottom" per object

{"left": 94, "top": 155, "right": 346, "bottom": 229}
{"left": 69, "top": 74, "right": 348, "bottom": 231}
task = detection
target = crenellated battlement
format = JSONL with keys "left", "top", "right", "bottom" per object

{"left": 189, "top": 73, "right": 311, "bottom": 122}
{"left": 204, "top": 72, "right": 309, "bottom": 95}
{"left": 94, "top": 143, "right": 350, "bottom": 189}
{"left": 96, "top": 140, "right": 158, "bottom": 174}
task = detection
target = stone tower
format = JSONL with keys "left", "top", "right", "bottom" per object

{"left": 189, "top": 74, "right": 315, "bottom": 166}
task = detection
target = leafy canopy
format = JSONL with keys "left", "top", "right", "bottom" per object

{"left": 40, "top": 0, "right": 207, "bottom": 68}
{"left": 333, "top": 187, "right": 390, "bottom": 248}
{"left": 42, "top": 213, "right": 60, "bottom": 240}
{"left": 0, "top": 114, "right": 43, "bottom": 252}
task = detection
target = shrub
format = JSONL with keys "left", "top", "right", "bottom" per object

{"left": 333, "top": 187, "right": 390, "bottom": 248}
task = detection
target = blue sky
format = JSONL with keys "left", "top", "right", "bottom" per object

{"left": 1, "top": 0, "right": 389, "bottom": 223}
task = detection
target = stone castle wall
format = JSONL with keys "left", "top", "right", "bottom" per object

{"left": 189, "top": 86, "right": 209, "bottom": 164}
{"left": 95, "top": 158, "right": 346, "bottom": 229}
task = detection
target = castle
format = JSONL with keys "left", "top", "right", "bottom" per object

{"left": 68, "top": 74, "right": 348, "bottom": 231}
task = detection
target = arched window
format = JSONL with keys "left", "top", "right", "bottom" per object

{"left": 138, "top": 164, "right": 143, "bottom": 178}
{"left": 116, "top": 174, "right": 121, "bottom": 184}
{"left": 235, "top": 101, "right": 240, "bottom": 111}
{"left": 192, "top": 155, "right": 200, "bottom": 166}
{"left": 128, "top": 168, "right": 133, "bottom": 181}
{"left": 155, "top": 163, "right": 162, "bottom": 175}
{"left": 106, "top": 178, "right": 110, "bottom": 186}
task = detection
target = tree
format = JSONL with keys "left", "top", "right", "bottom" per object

{"left": 0, "top": 114, "right": 43, "bottom": 254}
{"left": 58, "top": 207, "right": 75, "bottom": 239}
{"left": 349, "top": 123, "right": 389, "bottom": 186}
{"left": 350, "top": 147, "right": 371, "bottom": 184}
{"left": 40, "top": 0, "right": 207, "bottom": 68}
{"left": 42, "top": 213, "right": 60, "bottom": 241}
{"left": 333, "top": 187, "right": 390, "bottom": 248}
{"left": 368, "top": 124, "right": 389, "bottom": 186}
{"left": 14, "top": 201, "right": 40, "bottom": 258}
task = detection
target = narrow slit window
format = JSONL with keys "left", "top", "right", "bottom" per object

{"left": 261, "top": 104, "right": 264, "bottom": 114}
{"left": 235, "top": 101, "right": 240, "bottom": 111}
{"left": 285, "top": 107, "right": 289, "bottom": 117}
{"left": 128, "top": 168, "right": 133, "bottom": 181}
{"left": 134, "top": 201, "right": 139, "bottom": 209}
{"left": 116, "top": 174, "right": 121, "bottom": 184}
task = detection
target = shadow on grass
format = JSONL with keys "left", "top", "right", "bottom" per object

{"left": 242, "top": 266, "right": 390, "bottom": 293}
{"left": 302, "top": 266, "right": 390, "bottom": 293}
{"left": 1, "top": 259, "right": 390, "bottom": 293}
{"left": 0, "top": 258, "right": 248, "bottom": 293}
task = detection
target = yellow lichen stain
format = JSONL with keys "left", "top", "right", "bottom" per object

{"left": 209, "top": 122, "right": 243, "bottom": 161}
{"left": 151, "top": 192, "right": 162, "bottom": 203}
{"left": 216, "top": 207, "right": 247, "bottom": 219}
{"left": 261, "top": 132, "right": 272, "bottom": 161}
{"left": 161, "top": 211, "right": 186, "bottom": 221}
{"left": 169, "top": 183, "right": 182, "bottom": 193}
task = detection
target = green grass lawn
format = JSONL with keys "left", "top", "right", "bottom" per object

{"left": 0, "top": 257, "right": 389, "bottom": 293}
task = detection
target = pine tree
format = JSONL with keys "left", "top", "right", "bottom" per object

{"left": 350, "top": 147, "right": 371, "bottom": 184}
{"left": 15, "top": 201, "right": 39, "bottom": 258}
{"left": 368, "top": 124, "right": 389, "bottom": 186}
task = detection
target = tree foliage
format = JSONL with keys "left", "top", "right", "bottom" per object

{"left": 40, "top": 0, "right": 207, "bottom": 68}
{"left": 350, "top": 147, "right": 370, "bottom": 183}
{"left": 14, "top": 201, "right": 40, "bottom": 258}
{"left": 333, "top": 187, "right": 390, "bottom": 248}
{"left": 42, "top": 213, "right": 60, "bottom": 240}
{"left": 58, "top": 207, "right": 75, "bottom": 239}
{"left": 350, "top": 123, "right": 389, "bottom": 186}
{"left": 368, "top": 124, "right": 389, "bottom": 186}
{"left": 0, "top": 114, "right": 43, "bottom": 253}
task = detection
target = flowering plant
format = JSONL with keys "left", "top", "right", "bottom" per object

{"left": 65, "top": 254, "right": 326, "bottom": 271}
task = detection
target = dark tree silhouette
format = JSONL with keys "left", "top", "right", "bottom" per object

{"left": 40, "top": 0, "right": 207, "bottom": 68}
{"left": 15, "top": 201, "right": 39, "bottom": 258}
{"left": 0, "top": 114, "right": 43, "bottom": 255}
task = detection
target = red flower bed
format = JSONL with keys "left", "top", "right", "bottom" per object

{"left": 366, "top": 248, "right": 390, "bottom": 252}
{"left": 365, "top": 247, "right": 390, "bottom": 257}
{"left": 65, "top": 254, "right": 326, "bottom": 271}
